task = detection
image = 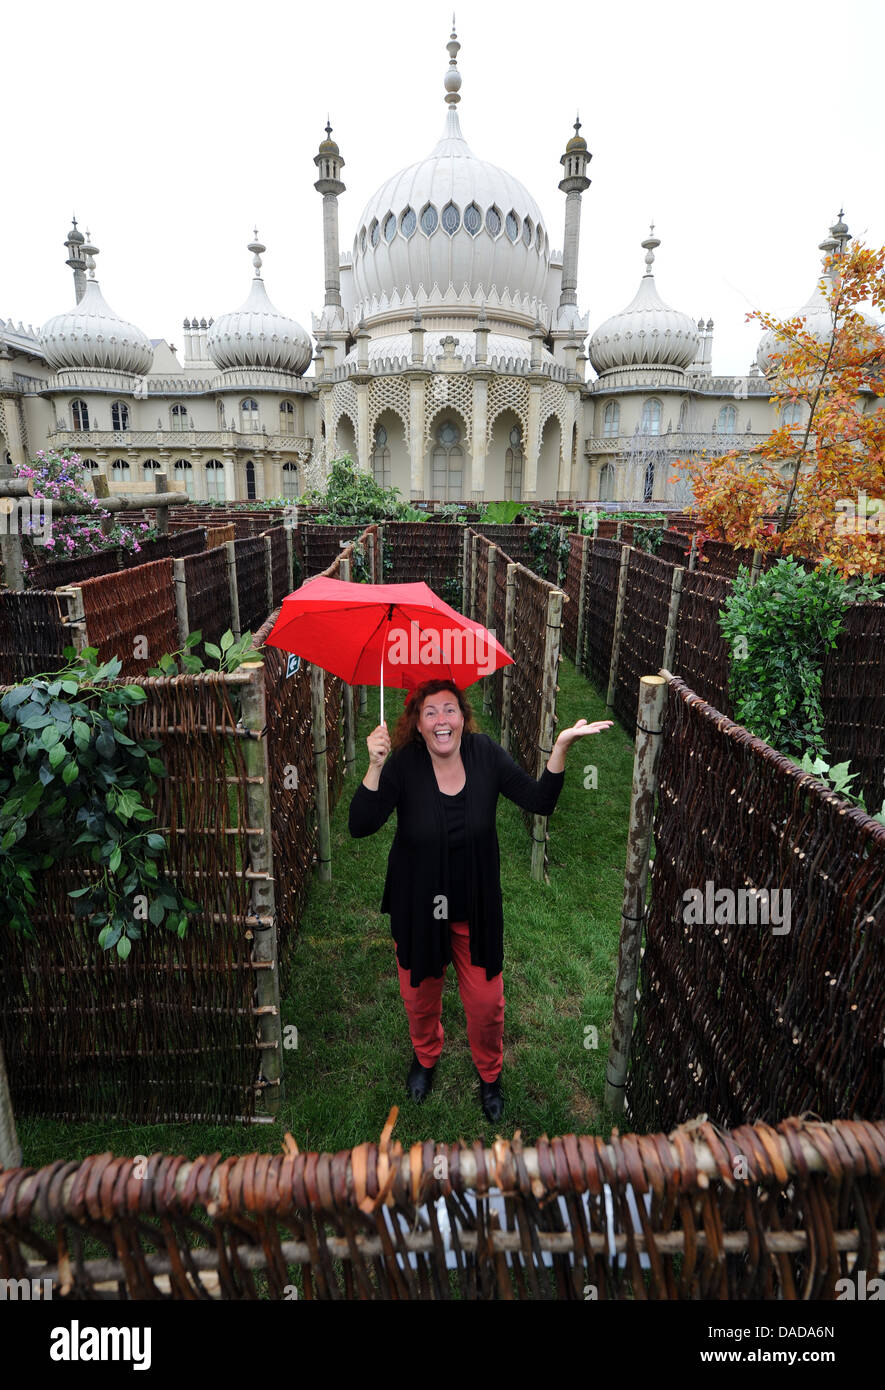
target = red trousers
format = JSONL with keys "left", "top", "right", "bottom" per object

{"left": 396, "top": 920, "right": 504, "bottom": 1082}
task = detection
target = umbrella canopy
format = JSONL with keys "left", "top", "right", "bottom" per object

{"left": 265, "top": 578, "right": 513, "bottom": 721}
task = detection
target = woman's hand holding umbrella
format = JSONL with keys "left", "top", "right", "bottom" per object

{"left": 362, "top": 722, "right": 391, "bottom": 791}
{"left": 546, "top": 718, "right": 614, "bottom": 774}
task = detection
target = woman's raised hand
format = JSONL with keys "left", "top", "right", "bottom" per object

{"left": 555, "top": 718, "right": 615, "bottom": 749}
{"left": 367, "top": 721, "right": 392, "bottom": 768}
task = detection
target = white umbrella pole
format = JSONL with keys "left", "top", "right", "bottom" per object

{"left": 380, "top": 646, "right": 384, "bottom": 726}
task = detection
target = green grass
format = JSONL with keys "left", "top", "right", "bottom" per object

{"left": 17, "top": 655, "right": 636, "bottom": 1166}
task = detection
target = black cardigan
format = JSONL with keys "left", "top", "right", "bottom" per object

{"left": 348, "top": 731, "right": 565, "bottom": 986}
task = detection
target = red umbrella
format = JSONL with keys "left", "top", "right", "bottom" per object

{"left": 265, "top": 577, "right": 513, "bottom": 724}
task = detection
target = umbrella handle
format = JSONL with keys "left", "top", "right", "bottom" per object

{"left": 380, "top": 647, "right": 384, "bottom": 726}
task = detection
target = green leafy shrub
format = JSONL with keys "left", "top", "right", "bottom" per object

{"left": 719, "top": 558, "right": 847, "bottom": 758}
{"left": 305, "top": 456, "right": 429, "bottom": 525}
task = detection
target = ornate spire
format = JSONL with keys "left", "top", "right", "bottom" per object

{"left": 248, "top": 229, "right": 266, "bottom": 277}
{"left": 82, "top": 230, "right": 99, "bottom": 279}
{"left": 642, "top": 224, "right": 660, "bottom": 276}
{"left": 444, "top": 19, "right": 461, "bottom": 106}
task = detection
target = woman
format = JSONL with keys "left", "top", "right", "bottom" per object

{"left": 348, "top": 678, "right": 613, "bottom": 1122}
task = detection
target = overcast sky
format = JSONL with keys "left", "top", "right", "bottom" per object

{"left": 3, "top": 0, "right": 882, "bottom": 375}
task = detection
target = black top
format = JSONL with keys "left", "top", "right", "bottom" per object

{"left": 440, "top": 784, "right": 468, "bottom": 921}
{"left": 348, "top": 731, "right": 565, "bottom": 985}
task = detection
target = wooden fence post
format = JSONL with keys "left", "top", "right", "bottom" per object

{"left": 56, "top": 584, "right": 88, "bottom": 654}
{"left": 662, "top": 564, "right": 684, "bottom": 674}
{"left": 284, "top": 525, "right": 295, "bottom": 590}
{"left": 500, "top": 563, "right": 517, "bottom": 754}
{"left": 461, "top": 526, "right": 470, "bottom": 614}
{"left": 263, "top": 535, "right": 274, "bottom": 612}
{"left": 310, "top": 662, "right": 332, "bottom": 883}
{"left": 0, "top": 1038, "right": 21, "bottom": 1168}
{"left": 238, "top": 661, "right": 283, "bottom": 1118}
{"left": 606, "top": 545, "right": 631, "bottom": 710}
{"left": 531, "top": 587, "right": 563, "bottom": 883}
{"left": 339, "top": 555, "right": 356, "bottom": 778}
{"left": 172, "top": 557, "right": 189, "bottom": 645}
{"left": 605, "top": 673, "right": 669, "bottom": 1115}
{"left": 470, "top": 534, "right": 480, "bottom": 620}
{"left": 483, "top": 543, "right": 496, "bottom": 716}
{"left": 749, "top": 548, "right": 763, "bottom": 587}
{"left": 575, "top": 535, "right": 590, "bottom": 672}
{"left": 155, "top": 471, "right": 169, "bottom": 535}
{"left": 225, "top": 539, "right": 241, "bottom": 639}
{"left": 688, "top": 533, "right": 698, "bottom": 572}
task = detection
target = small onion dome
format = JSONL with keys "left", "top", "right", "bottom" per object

{"left": 756, "top": 216, "right": 855, "bottom": 373}
{"left": 318, "top": 119, "right": 340, "bottom": 156}
{"left": 588, "top": 229, "right": 700, "bottom": 374}
{"left": 208, "top": 235, "right": 312, "bottom": 375}
{"left": 565, "top": 117, "right": 587, "bottom": 153}
{"left": 39, "top": 275, "right": 153, "bottom": 375}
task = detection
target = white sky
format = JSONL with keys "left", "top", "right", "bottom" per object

{"left": 3, "top": 0, "right": 883, "bottom": 375}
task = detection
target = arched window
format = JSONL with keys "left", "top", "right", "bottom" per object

{"left": 603, "top": 401, "right": 620, "bottom": 438}
{"left": 677, "top": 399, "right": 689, "bottom": 431}
{"left": 505, "top": 425, "right": 524, "bottom": 501}
{"left": 441, "top": 202, "right": 460, "bottom": 235}
{"left": 111, "top": 458, "right": 130, "bottom": 482}
{"left": 171, "top": 403, "right": 189, "bottom": 431}
{"left": 371, "top": 423, "right": 391, "bottom": 489}
{"left": 383, "top": 212, "right": 396, "bottom": 242}
{"left": 718, "top": 405, "right": 737, "bottom": 433}
{"left": 420, "top": 204, "right": 438, "bottom": 236}
{"left": 369, "top": 219, "right": 380, "bottom": 248}
{"left": 245, "top": 459, "right": 256, "bottom": 500}
{"left": 505, "top": 211, "right": 519, "bottom": 243}
{"left": 282, "top": 461, "right": 300, "bottom": 499}
{"left": 522, "top": 216, "right": 533, "bottom": 248}
{"left": 174, "top": 459, "right": 195, "bottom": 498}
{"left": 71, "top": 399, "right": 89, "bottom": 431}
{"left": 280, "top": 400, "right": 296, "bottom": 435}
{"left": 641, "top": 399, "right": 662, "bottom": 435}
{"left": 205, "top": 458, "right": 225, "bottom": 500}
{"left": 359, "top": 227, "right": 367, "bottom": 254}
{"left": 781, "top": 401, "right": 802, "bottom": 426}
{"left": 643, "top": 458, "right": 655, "bottom": 502}
{"left": 598, "top": 462, "right": 615, "bottom": 502}
{"left": 536, "top": 224, "right": 543, "bottom": 252}
{"left": 464, "top": 202, "right": 482, "bottom": 236}
{"left": 79, "top": 458, "right": 98, "bottom": 472}
{"left": 486, "top": 206, "right": 502, "bottom": 237}
{"left": 240, "top": 398, "right": 260, "bottom": 433}
{"left": 111, "top": 401, "right": 130, "bottom": 431}
{"left": 400, "top": 207, "right": 416, "bottom": 238}
{"left": 431, "top": 419, "right": 463, "bottom": 501}
{"left": 142, "top": 458, "right": 161, "bottom": 479}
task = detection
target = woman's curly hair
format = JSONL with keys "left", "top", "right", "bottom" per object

{"left": 390, "top": 679, "right": 479, "bottom": 752}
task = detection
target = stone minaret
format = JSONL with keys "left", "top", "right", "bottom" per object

{"left": 313, "top": 121, "right": 346, "bottom": 310}
{"left": 64, "top": 215, "right": 87, "bottom": 303}
{"left": 558, "top": 118, "right": 591, "bottom": 309}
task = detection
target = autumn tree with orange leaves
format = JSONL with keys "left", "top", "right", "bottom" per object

{"left": 681, "top": 239, "right": 885, "bottom": 578}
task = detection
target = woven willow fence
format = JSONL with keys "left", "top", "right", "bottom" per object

{"left": 1, "top": 1115, "right": 881, "bottom": 1299}
{"left": 628, "top": 675, "right": 885, "bottom": 1133}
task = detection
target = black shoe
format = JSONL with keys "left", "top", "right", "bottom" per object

{"left": 478, "top": 1070, "right": 504, "bottom": 1122}
{"left": 406, "top": 1052, "right": 436, "bottom": 1103}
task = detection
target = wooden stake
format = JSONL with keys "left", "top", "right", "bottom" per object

{"left": 500, "top": 563, "right": 517, "bottom": 754}
{"left": 56, "top": 585, "right": 88, "bottom": 654}
{"left": 470, "top": 534, "right": 480, "bottom": 620}
{"left": 483, "top": 543, "right": 496, "bottom": 717}
{"left": 461, "top": 526, "right": 470, "bottom": 614}
{"left": 310, "top": 662, "right": 332, "bottom": 883}
{"left": 688, "top": 533, "right": 698, "bottom": 572}
{"left": 604, "top": 673, "right": 669, "bottom": 1116}
{"left": 606, "top": 545, "right": 631, "bottom": 709}
{"left": 662, "top": 565, "right": 684, "bottom": 674}
{"left": 749, "top": 548, "right": 763, "bottom": 587}
{"left": 172, "top": 557, "right": 189, "bottom": 646}
{"left": 263, "top": 535, "right": 274, "bottom": 612}
{"left": 0, "top": 1037, "right": 21, "bottom": 1169}
{"left": 339, "top": 556, "right": 356, "bottom": 778}
{"left": 237, "top": 662, "right": 283, "bottom": 1118}
{"left": 531, "top": 587, "right": 563, "bottom": 883}
{"left": 155, "top": 471, "right": 169, "bottom": 535}
{"left": 225, "top": 539, "right": 241, "bottom": 639}
{"left": 575, "top": 535, "right": 589, "bottom": 672}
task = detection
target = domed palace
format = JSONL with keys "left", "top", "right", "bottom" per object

{"left": 0, "top": 27, "right": 866, "bottom": 507}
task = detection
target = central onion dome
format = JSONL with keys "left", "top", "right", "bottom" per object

{"left": 351, "top": 27, "right": 550, "bottom": 315}
{"left": 588, "top": 229, "right": 700, "bottom": 375}
{"left": 39, "top": 235, "right": 153, "bottom": 376}
{"left": 208, "top": 233, "right": 312, "bottom": 375}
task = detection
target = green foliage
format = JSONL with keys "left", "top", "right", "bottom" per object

{"left": 719, "top": 558, "right": 848, "bottom": 758}
{"left": 305, "top": 456, "right": 428, "bottom": 525}
{"left": 632, "top": 524, "right": 664, "bottom": 555}
{"left": 527, "top": 521, "right": 571, "bottom": 583}
{"left": 0, "top": 649, "right": 200, "bottom": 954}
{"left": 145, "top": 628, "right": 260, "bottom": 678}
{"left": 796, "top": 752, "right": 885, "bottom": 824}
{"left": 434, "top": 503, "right": 469, "bottom": 524}
{"left": 477, "top": 499, "right": 524, "bottom": 525}
{"left": 438, "top": 576, "right": 463, "bottom": 611}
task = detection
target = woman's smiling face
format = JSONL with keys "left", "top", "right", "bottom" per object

{"left": 417, "top": 690, "right": 465, "bottom": 758}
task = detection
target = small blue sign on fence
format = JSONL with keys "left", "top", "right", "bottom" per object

{"left": 285, "top": 653, "right": 301, "bottom": 678}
